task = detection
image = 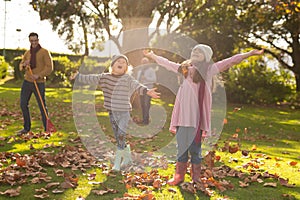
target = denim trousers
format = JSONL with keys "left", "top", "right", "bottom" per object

{"left": 176, "top": 126, "right": 202, "bottom": 164}
{"left": 139, "top": 94, "right": 151, "bottom": 124}
{"left": 109, "top": 111, "right": 130, "bottom": 150}
{"left": 20, "top": 80, "right": 48, "bottom": 131}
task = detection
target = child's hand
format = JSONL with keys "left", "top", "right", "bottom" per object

{"left": 146, "top": 88, "right": 160, "bottom": 99}
{"left": 251, "top": 49, "right": 264, "bottom": 56}
{"left": 143, "top": 49, "right": 155, "bottom": 58}
{"left": 69, "top": 70, "right": 79, "bottom": 80}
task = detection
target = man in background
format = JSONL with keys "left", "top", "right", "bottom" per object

{"left": 17, "top": 32, "right": 53, "bottom": 135}
{"left": 136, "top": 57, "right": 157, "bottom": 125}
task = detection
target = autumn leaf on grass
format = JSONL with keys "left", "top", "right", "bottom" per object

{"left": 233, "top": 107, "right": 241, "bottom": 112}
{"left": 0, "top": 186, "right": 21, "bottom": 197}
{"left": 87, "top": 172, "right": 97, "bottom": 180}
{"left": 153, "top": 178, "right": 163, "bottom": 189}
{"left": 35, "top": 188, "right": 47, "bottom": 193}
{"left": 275, "top": 157, "right": 283, "bottom": 161}
{"left": 33, "top": 193, "right": 49, "bottom": 199}
{"left": 288, "top": 161, "right": 298, "bottom": 166}
{"left": 241, "top": 150, "right": 249, "bottom": 157}
{"left": 52, "top": 188, "right": 65, "bottom": 194}
{"left": 278, "top": 177, "right": 296, "bottom": 188}
{"left": 229, "top": 144, "right": 239, "bottom": 154}
{"left": 239, "top": 181, "right": 249, "bottom": 188}
{"left": 180, "top": 182, "right": 197, "bottom": 194}
{"left": 251, "top": 144, "right": 257, "bottom": 151}
{"left": 16, "top": 158, "right": 26, "bottom": 167}
{"left": 92, "top": 190, "right": 109, "bottom": 196}
{"left": 263, "top": 182, "right": 277, "bottom": 187}
{"left": 45, "top": 182, "right": 60, "bottom": 189}
{"left": 168, "top": 188, "right": 177, "bottom": 193}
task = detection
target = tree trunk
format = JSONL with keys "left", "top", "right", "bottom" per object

{"left": 118, "top": 0, "right": 160, "bottom": 66}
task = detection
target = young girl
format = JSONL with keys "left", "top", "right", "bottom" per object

{"left": 144, "top": 45, "right": 263, "bottom": 185}
{"left": 73, "top": 54, "right": 160, "bottom": 171}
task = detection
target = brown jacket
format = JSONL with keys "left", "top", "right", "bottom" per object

{"left": 19, "top": 48, "right": 53, "bottom": 82}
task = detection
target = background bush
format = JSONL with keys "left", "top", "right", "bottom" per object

{"left": 0, "top": 56, "right": 9, "bottom": 79}
{"left": 223, "top": 56, "right": 294, "bottom": 105}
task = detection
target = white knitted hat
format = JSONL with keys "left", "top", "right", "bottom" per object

{"left": 111, "top": 54, "right": 129, "bottom": 66}
{"left": 192, "top": 44, "right": 213, "bottom": 62}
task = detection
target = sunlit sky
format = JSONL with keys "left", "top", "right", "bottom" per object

{"left": 0, "top": 0, "right": 74, "bottom": 54}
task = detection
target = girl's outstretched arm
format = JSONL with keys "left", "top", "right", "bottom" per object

{"left": 143, "top": 49, "right": 180, "bottom": 73}
{"left": 214, "top": 49, "right": 264, "bottom": 73}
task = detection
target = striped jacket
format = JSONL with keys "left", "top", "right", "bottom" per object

{"left": 77, "top": 73, "right": 148, "bottom": 111}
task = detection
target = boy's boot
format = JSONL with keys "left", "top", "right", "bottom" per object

{"left": 167, "top": 162, "right": 187, "bottom": 186}
{"left": 121, "top": 145, "right": 132, "bottom": 168}
{"left": 112, "top": 149, "right": 123, "bottom": 171}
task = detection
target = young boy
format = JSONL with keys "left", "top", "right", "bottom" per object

{"left": 73, "top": 54, "right": 160, "bottom": 171}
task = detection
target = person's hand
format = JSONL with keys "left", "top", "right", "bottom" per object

{"left": 69, "top": 70, "right": 79, "bottom": 80}
{"left": 143, "top": 49, "right": 155, "bottom": 58}
{"left": 20, "top": 60, "right": 30, "bottom": 71}
{"left": 251, "top": 49, "right": 264, "bottom": 56}
{"left": 146, "top": 88, "right": 160, "bottom": 98}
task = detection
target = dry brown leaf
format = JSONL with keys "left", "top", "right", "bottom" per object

{"left": 35, "top": 188, "right": 47, "bottom": 193}
{"left": 60, "top": 181, "right": 75, "bottom": 189}
{"left": 92, "top": 190, "right": 108, "bottom": 196}
{"left": 168, "top": 188, "right": 177, "bottom": 193}
{"left": 239, "top": 181, "right": 249, "bottom": 188}
{"left": 0, "top": 186, "right": 21, "bottom": 197}
{"left": 45, "top": 182, "right": 60, "bottom": 189}
{"left": 263, "top": 182, "right": 277, "bottom": 187}
{"left": 229, "top": 145, "right": 239, "bottom": 154}
{"left": 16, "top": 158, "right": 26, "bottom": 167}
{"left": 288, "top": 161, "right": 298, "bottom": 166}
{"left": 52, "top": 188, "right": 65, "bottom": 194}
{"left": 153, "top": 178, "right": 162, "bottom": 189}
{"left": 278, "top": 177, "right": 295, "bottom": 188}
{"left": 180, "top": 182, "right": 196, "bottom": 194}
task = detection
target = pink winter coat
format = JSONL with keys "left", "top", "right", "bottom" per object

{"left": 153, "top": 54, "right": 249, "bottom": 134}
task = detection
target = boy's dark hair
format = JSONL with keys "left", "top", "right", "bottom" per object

{"left": 28, "top": 32, "right": 39, "bottom": 38}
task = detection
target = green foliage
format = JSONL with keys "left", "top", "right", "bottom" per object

{"left": 0, "top": 56, "right": 9, "bottom": 79}
{"left": 48, "top": 56, "right": 80, "bottom": 87}
{"left": 78, "top": 56, "right": 109, "bottom": 74}
{"left": 12, "top": 56, "right": 24, "bottom": 80}
{"left": 224, "top": 56, "right": 293, "bottom": 104}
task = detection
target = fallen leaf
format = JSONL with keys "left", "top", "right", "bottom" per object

{"left": 0, "top": 186, "right": 21, "bottom": 197}
{"left": 33, "top": 193, "right": 49, "bottom": 199}
{"left": 229, "top": 145, "right": 239, "bottom": 154}
{"left": 288, "top": 161, "right": 297, "bottom": 166}
{"left": 239, "top": 181, "right": 249, "bottom": 188}
{"left": 263, "top": 182, "right": 277, "bottom": 187}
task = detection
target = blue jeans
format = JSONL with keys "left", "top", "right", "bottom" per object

{"left": 20, "top": 80, "right": 48, "bottom": 131}
{"left": 109, "top": 111, "right": 130, "bottom": 150}
{"left": 139, "top": 94, "right": 151, "bottom": 124}
{"left": 176, "top": 126, "right": 202, "bottom": 164}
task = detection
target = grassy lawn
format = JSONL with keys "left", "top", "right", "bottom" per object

{"left": 0, "top": 77, "right": 299, "bottom": 200}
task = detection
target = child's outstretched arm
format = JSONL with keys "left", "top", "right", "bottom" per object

{"left": 143, "top": 49, "right": 180, "bottom": 73}
{"left": 146, "top": 88, "right": 160, "bottom": 99}
{"left": 70, "top": 70, "right": 102, "bottom": 85}
{"left": 214, "top": 49, "right": 264, "bottom": 73}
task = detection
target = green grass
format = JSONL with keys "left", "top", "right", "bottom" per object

{"left": 0, "top": 77, "right": 299, "bottom": 200}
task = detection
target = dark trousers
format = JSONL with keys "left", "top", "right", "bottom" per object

{"left": 20, "top": 80, "right": 48, "bottom": 131}
{"left": 140, "top": 94, "right": 151, "bottom": 124}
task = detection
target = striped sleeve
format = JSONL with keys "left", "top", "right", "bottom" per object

{"left": 76, "top": 73, "right": 103, "bottom": 85}
{"left": 128, "top": 75, "right": 148, "bottom": 95}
